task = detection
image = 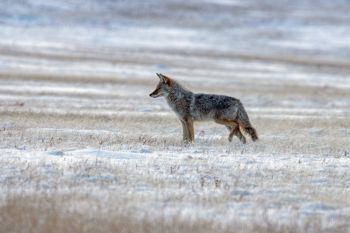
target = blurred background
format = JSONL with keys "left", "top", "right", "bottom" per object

{"left": 0, "top": 0, "right": 350, "bottom": 125}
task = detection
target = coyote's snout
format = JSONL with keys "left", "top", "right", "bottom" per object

{"left": 150, "top": 73, "right": 258, "bottom": 144}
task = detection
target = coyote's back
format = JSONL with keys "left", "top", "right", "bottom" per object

{"left": 190, "top": 93, "right": 240, "bottom": 121}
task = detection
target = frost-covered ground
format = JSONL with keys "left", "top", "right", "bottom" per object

{"left": 0, "top": 0, "right": 350, "bottom": 232}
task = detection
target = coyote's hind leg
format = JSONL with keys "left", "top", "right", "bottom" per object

{"left": 217, "top": 119, "right": 246, "bottom": 144}
{"left": 228, "top": 125, "right": 246, "bottom": 144}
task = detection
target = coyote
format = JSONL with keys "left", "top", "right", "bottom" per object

{"left": 149, "top": 73, "right": 258, "bottom": 144}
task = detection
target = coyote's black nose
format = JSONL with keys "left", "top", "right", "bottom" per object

{"left": 149, "top": 93, "right": 152, "bottom": 97}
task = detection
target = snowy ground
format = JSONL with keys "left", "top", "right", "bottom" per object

{"left": 1, "top": 1, "right": 350, "bottom": 232}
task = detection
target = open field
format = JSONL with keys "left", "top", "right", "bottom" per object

{"left": 1, "top": 0, "right": 350, "bottom": 232}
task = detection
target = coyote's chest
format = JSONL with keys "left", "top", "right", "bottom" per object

{"left": 166, "top": 93, "right": 192, "bottom": 119}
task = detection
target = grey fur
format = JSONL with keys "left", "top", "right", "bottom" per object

{"left": 150, "top": 73, "right": 258, "bottom": 144}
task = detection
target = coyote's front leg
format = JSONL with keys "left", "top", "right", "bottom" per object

{"left": 181, "top": 120, "right": 190, "bottom": 142}
{"left": 180, "top": 118, "right": 194, "bottom": 143}
{"left": 186, "top": 118, "right": 194, "bottom": 142}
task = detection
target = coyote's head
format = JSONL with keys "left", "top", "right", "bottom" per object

{"left": 149, "top": 73, "right": 173, "bottom": 98}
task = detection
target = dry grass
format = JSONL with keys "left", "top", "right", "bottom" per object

{"left": 1, "top": 191, "right": 347, "bottom": 233}
{"left": 1, "top": 121, "right": 349, "bottom": 233}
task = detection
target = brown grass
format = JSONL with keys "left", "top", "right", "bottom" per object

{"left": 2, "top": 193, "right": 344, "bottom": 233}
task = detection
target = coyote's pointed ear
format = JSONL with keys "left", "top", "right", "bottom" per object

{"left": 156, "top": 73, "right": 172, "bottom": 85}
{"left": 156, "top": 73, "right": 162, "bottom": 80}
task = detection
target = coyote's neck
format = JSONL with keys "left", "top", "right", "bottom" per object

{"left": 166, "top": 81, "right": 193, "bottom": 105}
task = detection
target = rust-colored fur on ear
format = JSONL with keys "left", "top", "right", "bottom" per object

{"left": 163, "top": 76, "right": 172, "bottom": 86}
{"left": 157, "top": 73, "right": 172, "bottom": 86}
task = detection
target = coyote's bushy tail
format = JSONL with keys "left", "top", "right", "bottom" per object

{"left": 243, "top": 126, "right": 258, "bottom": 141}
{"left": 237, "top": 103, "right": 258, "bottom": 141}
